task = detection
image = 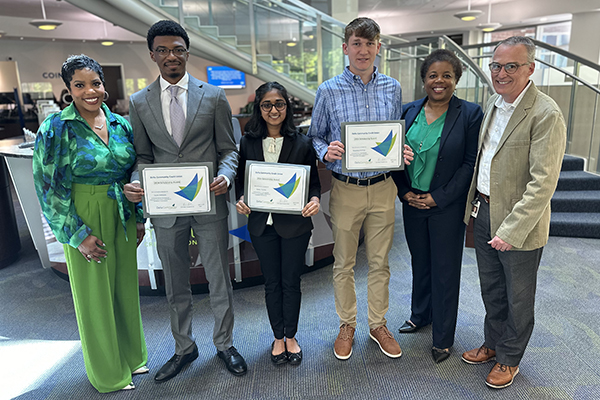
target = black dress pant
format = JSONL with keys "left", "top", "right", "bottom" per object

{"left": 402, "top": 200, "right": 466, "bottom": 349}
{"left": 251, "top": 225, "right": 312, "bottom": 339}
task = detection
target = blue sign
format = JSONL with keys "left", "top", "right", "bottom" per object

{"left": 206, "top": 66, "right": 246, "bottom": 89}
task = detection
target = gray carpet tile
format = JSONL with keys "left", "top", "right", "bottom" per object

{"left": 2, "top": 194, "right": 600, "bottom": 399}
{"left": 556, "top": 171, "right": 600, "bottom": 191}
{"left": 551, "top": 191, "right": 600, "bottom": 212}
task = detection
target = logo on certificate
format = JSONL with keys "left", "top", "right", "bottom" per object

{"left": 371, "top": 130, "right": 397, "bottom": 157}
{"left": 274, "top": 173, "right": 301, "bottom": 199}
{"left": 174, "top": 174, "right": 203, "bottom": 201}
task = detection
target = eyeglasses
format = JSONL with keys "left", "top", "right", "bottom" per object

{"left": 489, "top": 62, "right": 531, "bottom": 74}
{"left": 153, "top": 47, "right": 188, "bottom": 57}
{"left": 260, "top": 101, "right": 287, "bottom": 112}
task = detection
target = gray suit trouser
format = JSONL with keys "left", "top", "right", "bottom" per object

{"left": 473, "top": 195, "right": 543, "bottom": 367}
{"left": 154, "top": 216, "right": 234, "bottom": 355}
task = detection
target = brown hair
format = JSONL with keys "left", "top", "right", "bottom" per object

{"left": 344, "top": 17, "right": 380, "bottom": 43}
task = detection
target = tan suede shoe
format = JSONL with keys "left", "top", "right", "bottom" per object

{"left": 486, "top": 363, "right": 519, "bottom": 389}
{"left": 334, "top": 324, "right": 355, "bottom": 360}
{"left": 369, "top": 325, "right": 402, "bottom": 358}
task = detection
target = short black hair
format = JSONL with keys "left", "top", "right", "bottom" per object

{"left": 420, "top": 49, "right": 463, "bottom": 84}
{"left": 147, "top": 20, "right": 190, "bottom": 51}
{"left": 61, "top": 54, "right": 105, "bottom": 89}
{"left": 344, "top": 17, "right": 380, "bottom": 43}
{"left": 244, "top": 82, "right": 297, "bottom": 139}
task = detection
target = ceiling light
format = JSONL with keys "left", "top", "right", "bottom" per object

{"left": 454, "top": 0, "right": 482, "bottom": 21}
{"left": 101, "top": 41, "right": 114, "bottom": 46}
{"left": 286, "top": 42, "right": 297, "bottom": 47}
{"left": 0, "top": 31, "right": 5, "bottom": 38}
{"left": 29, "top": 0, "right": 62, "bottom": 30}
{"left": 478, "top": 1, "right": 502, "bottom": 32}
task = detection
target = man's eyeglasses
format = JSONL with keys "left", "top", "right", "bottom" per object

{"left": 260, "top": 101, "right": 287, "bottom": 112}
{"left": 489, "top": 62, "right": 531, "bottom": 74}
{"left": 154, "top": 47, "right": 188, "bottom": 57}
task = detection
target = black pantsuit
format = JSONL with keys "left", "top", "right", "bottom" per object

{"left": 393, "top": 96, "right": 483, "bottom": 349}
{"left": 237, "top": 131, "right": 321, "bottom": 340}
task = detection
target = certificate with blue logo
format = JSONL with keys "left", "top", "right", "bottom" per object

{"left": 244, "top": 161, "right": 310, "bottom": 215}
{"left": 341, "top": 120, "right": 405, "bottom": 173}
{"left": 139, "top": 162, "right": 216, "bottom": 217}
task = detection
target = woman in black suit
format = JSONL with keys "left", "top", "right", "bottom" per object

{"left": 236, "top": 82, "right": 321, "bottom": 365}
{"left": 392, "top": 50, "right": 483, "bottom": 363}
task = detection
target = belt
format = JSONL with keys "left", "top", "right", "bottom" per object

{"left": 478, "top": 192, "right": 490, "bottom": 203}
{"left": 332, "top": 171, "right": 391, "bottom": 187}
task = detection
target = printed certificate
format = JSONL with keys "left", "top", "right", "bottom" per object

{"left": 139, "top": 163, "right": 216, "bottom": 217}
{"left": 340, "top": 120, "right": 405, "bottom": 173}
{"left": 244, "top": 161, "right": 310, "bottom": 215}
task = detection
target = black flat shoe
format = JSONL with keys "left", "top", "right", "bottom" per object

{"left": 432, "top": 347, "right": 451, "bottom": 363}
{"left": 287, "top": 341, "right": 302, "bottom": 365}
{"left": 154, "top": 344, "right": 199, "bottom": 382}
{"left": 271, "top": 341, "right": 288, "bottom": 365}
{"left": 217, "top": 346, "right": 248, "bottom": 376}
{"left": 398, "top": 320, "right": 419, "bottom": 333}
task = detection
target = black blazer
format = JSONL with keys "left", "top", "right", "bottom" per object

{"left": 393, "top": 95, "right": 483, "bottom": 210}
{"left": 237, "top": 131, "right": 321, "bottom": 239}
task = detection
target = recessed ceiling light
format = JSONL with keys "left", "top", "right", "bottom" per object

{"left": 101, "top": 41, "right": 114, "bottom": 46}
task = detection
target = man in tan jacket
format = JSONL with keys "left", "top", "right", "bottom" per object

{"left": 461, "top": 36, "right": 566, "bottom": 389}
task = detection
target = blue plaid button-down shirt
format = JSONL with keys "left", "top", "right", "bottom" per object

{"left": 307, "top": 66, "right": 403, "bottom": 178}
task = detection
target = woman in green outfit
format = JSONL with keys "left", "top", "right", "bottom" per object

{"left": 33, "top": 55, "right": 148, "bottom": 392}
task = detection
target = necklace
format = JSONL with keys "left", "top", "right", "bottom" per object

{"left": 94, "top": 123, "right": 104, "bottom": 130}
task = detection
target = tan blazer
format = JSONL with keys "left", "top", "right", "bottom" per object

{"left": 463, "top": 82, "right": 566, "bottom": 250}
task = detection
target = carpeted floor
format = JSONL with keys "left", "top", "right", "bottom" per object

{"left": 1, "top": 196, "right": 600, "bottom": 400}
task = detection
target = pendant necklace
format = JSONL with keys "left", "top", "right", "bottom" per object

{"left": 94, "top": 123, "right": 104, "bottom": 130}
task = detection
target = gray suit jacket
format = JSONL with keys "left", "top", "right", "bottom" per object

{"left": 129, "top": 75, "right": 239, "bottom": 229}
{"left": 463, "top": 82, "right": 566, "bottom": 250}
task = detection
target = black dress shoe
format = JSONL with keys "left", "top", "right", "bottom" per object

{"left": 154, "top": 345, "right": 199, "bottom": 382}
{"left": 398, "top": 320, "right": 419, "bottom": 333}
{"left": 271, "top": 341, "right": 288, "bottom": 365}
{"left": 217, "top": 346, "right": 247, "bottom": 376}
{"left": 432, "top": 347, "right": 451, "bottom": 363}
{"left": 286, "top": 341, "right": 302, "bottom": 366}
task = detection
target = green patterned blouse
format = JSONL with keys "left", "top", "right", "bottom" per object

{"left": 33, "top": 102, "right": 142, "bottom": 248}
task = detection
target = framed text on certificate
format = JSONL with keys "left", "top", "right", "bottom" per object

{"left": 139, "top": 162, "right": 216, "bottom": 218}
{"left": 244, "top": 161, "right": 310, "bottom": 215}
{"left": 340, "top": 120, "right": 405, "bottom": 173}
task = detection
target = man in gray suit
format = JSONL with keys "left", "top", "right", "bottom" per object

{"left": 124, "top": 20, "right": 246, "bottom": 382}
{"left": 461, "top": 36, "right": 565, "bottom": 389}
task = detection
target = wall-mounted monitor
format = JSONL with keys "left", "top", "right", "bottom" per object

{"left": 206, "top": 66, "right": 246, "bottom": 89}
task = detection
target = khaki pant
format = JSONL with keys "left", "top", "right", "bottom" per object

{"left": 329, "top": 176, "right": 397, "bottom": 329}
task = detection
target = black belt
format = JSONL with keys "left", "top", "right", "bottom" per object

{"left": 332, "top": 171, "right": 391, "bottom": 187}
{"left": 478, "top": 192, "right": 490, "bottom": 203}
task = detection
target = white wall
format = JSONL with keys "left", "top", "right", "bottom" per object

{"left": 0, "top": 38, "right": 265, "bottom": 115}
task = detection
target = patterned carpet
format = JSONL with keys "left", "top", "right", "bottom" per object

{"left": 1, "top": 199, "right": 600, "bottom": 400}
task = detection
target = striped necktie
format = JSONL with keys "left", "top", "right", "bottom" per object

{"left": 169, "top": 85, "right": 185, "bottom": 146}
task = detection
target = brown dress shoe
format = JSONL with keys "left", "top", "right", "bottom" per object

{"left": 369, "top": 325, "right": 402, "bottom": 358}
{"left": 461, "top": 345, "right": 496, "bottom": 364}
{"left": 334, "top": 324, "right": 355, "bottom": 360}
{"left": 486, "top": 363, "right": 519, "bottom": 389}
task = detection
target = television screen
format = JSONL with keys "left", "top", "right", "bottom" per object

{"left": 206, "top": 66, "right": 246, "bottom": 89}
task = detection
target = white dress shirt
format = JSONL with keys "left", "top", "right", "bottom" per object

{"left": 159, "top": 73, "right": 188, "bottom": 136}
{"left": 477, "top": 81, "right": 532, "bottom": 196}
{"left": 262, "top": 136, "right": 284, "bottom": 225}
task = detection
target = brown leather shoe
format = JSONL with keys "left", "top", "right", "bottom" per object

{"left": 369, "top": 325, "right": 402, "bottom": 358}
{"left": 461, "top": 345, "right": 496, "bottom": 364}
{"left": 334, "top": 324, "right": 355, "bottom": 360}
{"left": 486, "top": 363, "right": 519, "bottom": 389}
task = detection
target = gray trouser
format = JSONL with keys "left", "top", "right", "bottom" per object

{"left": 473, "top": 195, "right": 543, "bottom": 366}
{"left": 154, "top": 217, "right": 234, "bottom": 355}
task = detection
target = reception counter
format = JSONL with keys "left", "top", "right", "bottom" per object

{"left": 0, "top": 137, "right": 334, "bottom": 294}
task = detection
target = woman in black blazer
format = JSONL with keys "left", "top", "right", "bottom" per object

{"left": 392, "top": 50, "right": 483, "bottom": 363}
{"left": 236, "top": 82, "right": 321, "bottom": 365}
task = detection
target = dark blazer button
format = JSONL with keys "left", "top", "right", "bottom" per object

{"left": 178, "top": 154, "right": 183, "bottom": 158}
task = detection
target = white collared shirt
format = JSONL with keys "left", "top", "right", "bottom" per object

{"left": 477, "top": 81, "right": 532, "bottom": 196}
{"left": 159, "top": 73, "right": 189, "bottom": 136}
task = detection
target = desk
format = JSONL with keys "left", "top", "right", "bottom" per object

{"left": 0, "top": 138, "right": 335, "bottom": 294}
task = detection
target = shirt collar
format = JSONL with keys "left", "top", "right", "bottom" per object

{"left": 160, "top": 73, "right": 189, "bottom": 92}
{"left": 494, "top": 80, "right": 531, "bottom": 111}
{"left": 343, "top": 65, "right": 379, "bottom": 84}
{"left": 60, "top": 102, "right": 116, "bottom": 124}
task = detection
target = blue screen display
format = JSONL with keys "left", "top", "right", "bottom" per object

{"left": 206, "top": 66, "right": 246, "bottom": 89}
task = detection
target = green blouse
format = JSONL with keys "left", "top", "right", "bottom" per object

{"left": 405, "top": 107, "right": 446, "bottom": 192}
{"left": 33, "top": 102, "right": 142, "bottom": 248}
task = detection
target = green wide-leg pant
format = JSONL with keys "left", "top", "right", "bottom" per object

{"left": 63, "top": 183, "right": 148, "bottom": 393}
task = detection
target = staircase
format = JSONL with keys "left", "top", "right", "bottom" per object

{"left": 550, "top": 155, "right": 600, "bottom": 238}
